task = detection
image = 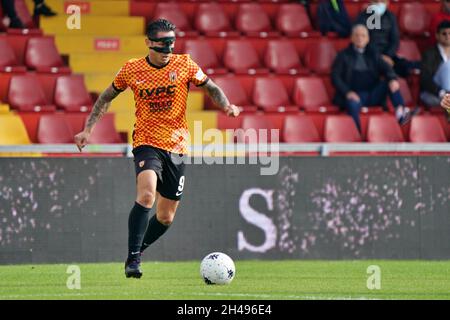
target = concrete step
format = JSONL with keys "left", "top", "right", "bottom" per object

{"left": 70, "top": 53, "right": 143, "bottom": 73}
{"left": 55, "top": 35, "right": 147, "bottom": 55}
{"left": 26, "top": 0, "right": 130, "bottom": 16}
{"left": 40, "top": 15, "right": 144, "bottom": 36}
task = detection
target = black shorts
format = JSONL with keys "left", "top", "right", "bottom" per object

{"left": 132, "top": 145, "right": 186, "bottom": 201}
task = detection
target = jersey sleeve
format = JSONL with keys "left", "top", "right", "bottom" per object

{"left": 187, "top": 55, "right": 209, "bottom": 87}
{"left": 112, "top": 63, "right": 129, "bottom": 92}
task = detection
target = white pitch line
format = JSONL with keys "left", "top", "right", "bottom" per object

{"left": 0, "top": 291, "right": 379, "bottom": 300}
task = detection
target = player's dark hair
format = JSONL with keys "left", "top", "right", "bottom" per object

{"left": 146, "top": 19, "right": 176, "bottom": 39}
{"left": 437, "top": 20, "right": 450, "bottom": 33}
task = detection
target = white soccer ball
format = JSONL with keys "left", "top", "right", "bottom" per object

{"left": 200, "top": 252, "right": 235, "bottom": 285}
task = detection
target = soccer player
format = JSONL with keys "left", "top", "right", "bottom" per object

{"left": 74, "top": 19, "right": 240, "bottom": 278}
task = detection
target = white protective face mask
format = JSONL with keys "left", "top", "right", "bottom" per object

{"left": 371, "top": 3, "right": 387, "bottom": 16}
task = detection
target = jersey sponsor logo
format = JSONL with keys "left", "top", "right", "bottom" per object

{"left": 149, "top": 100, "right": 173, "bottom": 112}
{"left": 139, "top": 85, "right": 177, "bottom": 99}
{"left": 168, "top": 71, "right": 177, "bottom": 83}
{"left": 139, "top": 160, "right": 145, "bottom": 168}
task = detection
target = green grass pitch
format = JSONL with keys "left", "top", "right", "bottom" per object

{"left": 1, "top": 260, "right": 449, "bottom": 300}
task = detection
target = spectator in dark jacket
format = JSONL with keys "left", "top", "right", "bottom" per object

{"left": 332, "top": 24, "right": 410, "bottom": 132}
{"left": 0, "top": 0, "right": 23, "bottom": 28}
{"left": 420, "top": 20, "right": 450, "bottom": 108}
{"left": 317, "top": 0, "right": 352, "bottom": 38}
{"left": 430, "top": 0, "right": 450, "bottom": 45}
{"left": 355, "top": 0, "right": 419, "bottom": 77}
{"left": 0, "top": 0, "right": 56, "bottom": 28}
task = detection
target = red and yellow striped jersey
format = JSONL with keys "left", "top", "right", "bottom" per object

{"left": 113, "top": 54, "right": 208, "bottom": 153}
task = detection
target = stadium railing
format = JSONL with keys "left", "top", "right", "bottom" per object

{"left": 1, "top": 143, "right": 450, "bottom": 158}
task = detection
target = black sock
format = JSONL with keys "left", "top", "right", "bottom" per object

{"left": 128, "top": 202, "right": 151, "bottom": 259}
{"left": 140, "top": 214, "right": 170, "bottom": 253}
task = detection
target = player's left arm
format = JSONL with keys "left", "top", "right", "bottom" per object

{"left": 201, "top": 80, "right": 240, "bottom": 117}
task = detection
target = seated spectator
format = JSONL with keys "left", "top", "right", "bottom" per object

{"left": 33, "top": 0, "right": 56, "bottom": 17}
{"left": 430, "top": 0, "right": 450, "bottom": 44}
{"left": 0, "top": 0, "right": 56, "bottom": 29}
{"left": 421, "top": 20, "right": 450, "bottom": 108}
{"left": 331, "top": 24, "right": 412, "bottom": 132}
{"left": 317, "top": 0, "right": 352, "bottom": 38}
{"left": 1, "top": 0, "right": 23, "bottom": 28}
{"left": 355, "top": 0, "right": 420, "bottom": 77}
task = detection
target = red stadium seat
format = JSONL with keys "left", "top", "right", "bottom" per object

{"left": 217, "top": 112, "right": 243, "bottom": 131}
{"left": 294, "top": 77, "right": 339, "bottom": 113}
{"left": 217, "top": 0, "right": 252, "bottom": 2}
{"left": 184, "top": 40, "right": 227, "bottom": 75}
{"left": 54, "top": 75, "right": 93, "bottom": 112}
{"left": 345, "top": 2, "right": 364, "bottom": 22}
{"left": 241, "top": 115, "right": 274, "bottom": 132}
{"left": 25, "top": 37, "right": 71, "bottom": 73}
{"left": 253, "top": 77, "right": 298, "bottom": 113}
{"left": 195, "top": 3, "right": 238, "bottom": 37}
{"left": 398, "top": 2, "right": 431, "bottom": 37}
{"left": 324, "top": 115, "right": 362, "bottom": 142}
{"left": 397, "top": 40, "right": 421, "bottom": 62}
{"left": 36, "top": 73, "right": 60, "bottom": 104}
{"left": 276, "top": 4, "right": 320, "bottom": 37}
{"left": 398, "top": 78, "right": 415, "bottom": 107}
{"left": 37, "top": 114, "right": 74, "bottom": 144}
{"left": 0, "top": 38, "right": 26, "bottom": 73}
{"left": 0, "top": 73, "right": 12, "bottom": 102}
{"left": 367, "top": 115, "right": 405, "bottom": 142}
{"left": 235, "top": 3, "right": 275, "bottom": 37}
{"left": 223, "top": 40, "right": 268, "bottom": 74}
{"left": 8, "top": 74, "right": 56, "bottom": 112}
{"left": 303, "top": 39, "right": 337, "bottom": 74}
{"left": 264, "top": 40, "right": 307, "bottom": 75}
{"left": 153, "top": 3, "right": 192, "bottom": 32}
{"left": 436, "top": 113, "right": 450, "bottom": 140}
{"left": 212, "top": 76, "right": 257, "bottom": 113}
{"left": 3, "top": 31, "right": 43, "bottom": 65}
{"left": 87, "top": 113, "right": 122, "bottom": 144}
{"left": 282, "top": 115, "right": 321, "bottom": 142}
{"left": 0, "top": 6, "right": 5, "bottom": 32}
{"left": 237, "top": 115, "right": 275, "bottom": 144}
{"left": 409, "top": 115, "right": 446, "bottom": 143}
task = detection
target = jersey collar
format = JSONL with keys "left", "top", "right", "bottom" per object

{"left": 146, "top": 55, "right": 170, "bottom": 69}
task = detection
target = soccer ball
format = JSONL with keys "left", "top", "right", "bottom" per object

{"left": 200, "top": 252, "right": 235, "bottom": 285}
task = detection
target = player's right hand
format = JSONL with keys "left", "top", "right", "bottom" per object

{"left": 224, "top": 104, "right": 240, "bottom": 117}
{"left": 74, "top": 131, "right": 90, "bottom": 152}
{"left": 441, "top": 93, "right": 450, "bottom": 111}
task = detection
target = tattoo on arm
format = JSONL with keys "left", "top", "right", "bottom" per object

{"left": 202, "top": 80, "right": 230, "bottom": 110}
{"left": 85, "top": 85, "right": 121, "bottom": 131}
